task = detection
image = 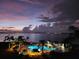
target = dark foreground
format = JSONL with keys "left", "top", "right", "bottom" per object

{"left": 0, "top": 42, "right": 79, "bottom": 59}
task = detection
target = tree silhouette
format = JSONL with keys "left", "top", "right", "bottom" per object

{"left": 39, "top": 40, "right": 46, "bottom": 54}
{"left": 63, "top": 25, "right": 79, "bottom": 50}
{"left": 4, "top": 36, "right": 10, "bottom": 42}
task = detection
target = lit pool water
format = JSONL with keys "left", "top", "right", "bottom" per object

{"left": 27, "top": 45, "right": 57, "bottom": 51}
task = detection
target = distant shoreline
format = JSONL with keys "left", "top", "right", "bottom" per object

{"left": 0, "top": 31, "right": 53, "bottom": 34}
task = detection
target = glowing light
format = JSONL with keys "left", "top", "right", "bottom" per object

{"left": 26, "top": 50, "right": 42, "bottom": 57}
{"left": 28, "top": 45, "right": 57, "bottom": 51}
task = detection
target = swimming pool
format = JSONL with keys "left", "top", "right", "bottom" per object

{"left": 27, "top": 45, "right": 57, "bottom": 51}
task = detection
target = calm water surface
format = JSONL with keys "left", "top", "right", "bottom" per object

{"left": 0, "top": 33, "right": 68, "bottom": 42}
{"left": 0, "top": 33, "right": 48, "bottom": 42}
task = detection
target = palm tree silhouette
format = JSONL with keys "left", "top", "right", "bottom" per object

{"left": 39, "top": 40, "right": 46, "bottom": 54}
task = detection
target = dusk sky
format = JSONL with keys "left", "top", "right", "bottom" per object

{"left": 0, "top": 0, "right": 55, "bottom": 30}
{"left": 0, "top": 0, "right": 79, "bottom": 30}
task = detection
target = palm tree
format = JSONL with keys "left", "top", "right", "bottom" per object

{"left": 63, "top": 26, "right": 78, "bottom": 51}
{"left": 39, "top": 40, "right": 46, "bottom": 54}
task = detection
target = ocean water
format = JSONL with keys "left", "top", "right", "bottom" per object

{"left": 0, "top": 33, "right": 47, "bottom": 42}
{"left": 0, "top": 33, "right": 69, "bottom": 42}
